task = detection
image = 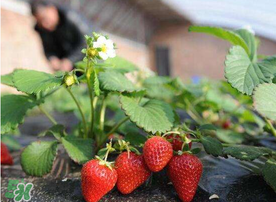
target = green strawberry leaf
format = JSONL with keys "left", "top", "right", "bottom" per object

{"left": 223, "top": 145, "right": 272, "bottom": 161}
{"left": 253, "top": 83, "right": 276, "bottom": 120}
{"left": 12, "top": 69, "right": 63, "bottom": 94}
{"left": 21, "top": 141, "right": 59, "bottom": 176}
{"left": 62, "top": 136, "right": 94, "bottom": 164}
{"left": 1, "top": 95, "right": 37, "bottom": 134}
{"left": 105, "top": 56, "right": 138, "bottom": 73}
{"left": 262, "top": 159, "right": 276, "bottom": 192}
{"left": 38, "top": 124, "right": 65, "bottom": 140}
{"left": 201, "top": 136, "right": 223, "bottom": 157}
{"left": 199, "top": 124, "right": 217, "bottom": 132}
{"left": 235, "top": 29, "right": 258, "bottom": 61}
{"left": 1, "top": 72, "right": 15, "bottom": 87}
{"left": 120, "top": 95, "right": 175, "bottom": 134}
{"left": 225, "top": 46, "right": 276, "bottom": 95}
{"left": 91, "top": 70, "right": 100, "bottom": 96}
{"left": 189, "top": 26, "right": 250, "bottom": 55}
{"left": 143, "top": 76, "right": 172, "bottom": 85}
{"left": 99, "top": 71, "right": 143, "bottom": 93}
{"left": 216, "top": 129, "right": 245, "bottom": 144}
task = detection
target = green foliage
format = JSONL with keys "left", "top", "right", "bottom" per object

{"left": 120, "top": 95, "right": 175, "bottom": 134}
{"left": 91, "top": 70, "right": 100, "bottom": 96}
{"left": 1, "top": 95, "right": 37, "bottom": 134}
{"left": 262, "top": 159, "right": 276, "bottom": 192}
{"left": 1, "top": 72, "right": 15, "bottom": 87}
{"left": 21, "top": 141, "right": 58, "bottom": 177}
{"left": 225, "top": 46, "right": 276, "bottom": 95}
{"left": 105, "top": 56, "right": 138, "bottom": 73}
{"left": 1, "top": 135, "right": 21, "bottom": 151}
{"left": 205, "top": 89, "right": 237, "bottom": 112}
{"left": 223, "top": 145, "right": 272, "bottom": 161}
{"left": 216, "top": 129, "right": 245, "bottom": 144}
{"left": 189, "top": 26, "right": 250, "bottom": 55}
{"left": 143, "top": 76, "right": 172, "bottom": 85}
{"left": 199, "top": 124, "right": 217, "bottom": 132}
{"left": 125, "top": 133, "right": 147, "bottom": 146}
{"left": 234, "top": 29, "right": 258, "bottom": 61}
{"left": 201, "top": 136, "right": 223, "bottom": 157}
{"left": 253, "top": 83, "right": 276, "bottom": 120}
{"left": 99, "top": 71, "right": 142, "bottom": 93}
{"left": 62, "top": 136, "right": 94, "bottom": 164}
{"left": 38, "top": 124, "right": 65, "bottom": 141}
{"left": 12, "top": 69, "right": 63, "bottom": 94}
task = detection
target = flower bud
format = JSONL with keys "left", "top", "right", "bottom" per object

{"left": 64, "top": 74, "right": 76, "bottom": 87}
{"left": 87, "top": 47, "right": 98, "bottom": 58}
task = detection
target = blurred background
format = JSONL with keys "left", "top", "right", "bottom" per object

{"left": 2, "top": 0, "right": 276, "bottom": 92}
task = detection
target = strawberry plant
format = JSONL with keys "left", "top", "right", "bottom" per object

{"left": 1, "top": 32, "right": 175, "bottom": 177}
{"left": 1, "top": 28, "right": 276, "bottom": 202}
{"left": 189, "top": 25, "right": 276, "bottom": 192}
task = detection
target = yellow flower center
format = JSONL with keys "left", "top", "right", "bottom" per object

{"left": 101, "top": 45, "right": 107, "bottom": 53}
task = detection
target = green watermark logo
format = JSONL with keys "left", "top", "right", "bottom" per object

{"left": 4, "top": 180, "right": 34, "bottom": 202}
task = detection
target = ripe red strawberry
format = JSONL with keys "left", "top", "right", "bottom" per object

{"left": 168, "top": 153, "right": 203, "bottom": 202}
{"left": 222, "top": 120, "right": 231, "bottom": 129}
{"left": 115, "top": 152, "right": 151, "bottom": 194}
{"left": 166, "top": 134, "right": 192, "bottom": 151}
{"left": 143, "top": 136, "right": 173, "bottom": 172}
{"left": 1, "top": 142, "right": 13, "bottom": 165}
{"left": 81, "top": 159, "right": 117, "bottom": 202}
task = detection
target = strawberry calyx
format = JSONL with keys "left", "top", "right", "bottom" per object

{"left": 116, "top": 140, "right": 141, "bottom": 157}
{"left": 95, "top": 155, "right": 114, "bottom": 169}
{"left": 95, "top": 140, "right": 116, "bottom": 169}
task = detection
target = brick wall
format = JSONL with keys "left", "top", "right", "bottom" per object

{"left": 149, "top": 23, "right": 276, "bottom": 80}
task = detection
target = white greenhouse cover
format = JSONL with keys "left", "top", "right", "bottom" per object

{"left": 163, "top": 0, "right": 276, "bottom": 41}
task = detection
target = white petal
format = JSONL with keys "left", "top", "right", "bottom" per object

{"left": 93, "top": 36, "right": 106, "bottom": 48}
{"left": 99, "top": 52, "right": 108, "bottom": 60}
{"left": 106, "top": 39, "right": 114, "bottom": 49}
{"left": 93, "top": 42, "right": 101, "bottom": 48}
{"left": 107, "top": 49, "right": 116, "bottom": 58}
{"left": 97, "top": 36, "right": 107, "bottom": 44}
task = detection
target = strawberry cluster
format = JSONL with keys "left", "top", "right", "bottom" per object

{"left": 81, "top": 134, "right": 202, "bottom": 202}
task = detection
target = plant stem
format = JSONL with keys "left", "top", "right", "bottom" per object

{"left": 86, "top": 61, "right": 95, "bottom": 138}
{"left": 65, "top": 87, "right": 88, "bottom": 138}
{"left": 184, "top": 99, "right": 204, "bottom": 125}
{"left": 97, "top": 117, "right": 129, "bottom": 150}
{"left": 265, "top": 118, "right": 276, "bottom": 138}
{"left": 107, "top": 117, "right": 129, "bottom": 136}
{"left": 99, "top": 97, "right": 106, "bottom": 132}
{"left": 38, "top": 105, "right": 57, "bottom": 125}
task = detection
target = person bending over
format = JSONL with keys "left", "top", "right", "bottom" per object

{"left": 30, "top": 0, "right": 92, "bottom": 71}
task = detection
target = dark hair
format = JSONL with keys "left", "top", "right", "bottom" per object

{"left": 30, "top": 0, "right": 54, "bottom": 15}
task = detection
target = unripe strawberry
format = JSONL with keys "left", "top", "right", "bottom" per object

{"left": 143, "top": 136, "right": 173, "bottom": 172}
{"left": 168, "top": 153, "right": 202, "bottom": 202}
{"left": 115, "top": 152, "right": 151, "bottom": 194}
{"left": 81, "top": 159, "right": 117, "bottom": 202}
{"left": 1, "top": 142, "right": 13, "bottom": 165}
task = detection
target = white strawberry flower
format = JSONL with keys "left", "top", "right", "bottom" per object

{"left": 93, "top": 36, "right": 116, "bottom": 60}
